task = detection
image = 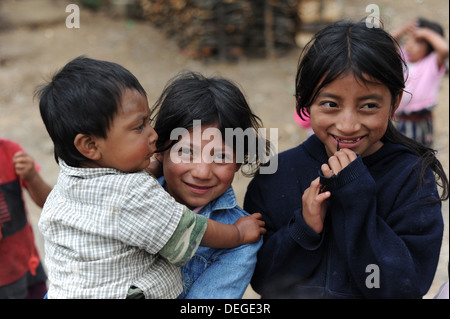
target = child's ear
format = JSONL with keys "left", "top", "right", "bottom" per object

{"left": 391, "top": 91, "right": 404, "bottom": 118}
{"left": 74, "top": 133, "right": 101, "bottom": 161}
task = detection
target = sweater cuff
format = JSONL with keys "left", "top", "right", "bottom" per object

{"left": 288, "top": 208, "right": 323, "bottom": 251}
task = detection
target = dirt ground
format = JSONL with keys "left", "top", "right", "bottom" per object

{"left": 0, "top": 0, "right": 448, "bottom": 299}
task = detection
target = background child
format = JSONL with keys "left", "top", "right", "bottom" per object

{"left": 0, "top": 139, "right": 51, "bottom": 298}
{"left": 36, "top": 56, "right": 265, "bottom": 299}
{"left": 294, "top": 109, "right": 313, "bottom": 137}
{"left": 391, "top": 18, "right": 449, "bottom": 147}
{"left": 150, "top": 71, "right": 267, "bottom": 298}
{"left": 244, "top": 20, "right": 448, "bottom": 299}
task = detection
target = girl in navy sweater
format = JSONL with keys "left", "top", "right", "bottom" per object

{"left": 244, "top": 20, "right": 449, "bottom": 298}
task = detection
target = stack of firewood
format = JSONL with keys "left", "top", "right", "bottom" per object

{"left": 139, "top": 0, "right": 300, "bottom": 60}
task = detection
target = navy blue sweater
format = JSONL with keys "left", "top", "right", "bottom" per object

{"left": 244, "top": 135, "right": 443, "bottom": 298}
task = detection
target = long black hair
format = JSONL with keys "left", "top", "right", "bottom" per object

{"left": 151, "top": 71, "right": 269, "bottom": 176}
{"left": 295, "top": 19, "right": 448, "bottom": 201}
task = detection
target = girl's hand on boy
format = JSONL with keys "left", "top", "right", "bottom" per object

{"left": 146, "top": 157, "right": 163, "bottom": 178}
{"left": 321, "top": 148, "right": 357, "bottom": 178}
{"left": 302, "top": 177, "right": 330, "bottom": 234}
{"left": 234, "top": 213, "right": 266, "bottom": 244}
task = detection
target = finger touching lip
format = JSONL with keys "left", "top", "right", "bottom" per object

{"left": 332, "top": 135, "right": 365, "bottom": 148}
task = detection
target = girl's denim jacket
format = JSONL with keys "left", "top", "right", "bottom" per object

{"left": 158, "top": 177, "right": 263, "bottom": 299}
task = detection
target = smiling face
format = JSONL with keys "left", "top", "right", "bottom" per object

{"left": 94, "top": 89, "right": 158, "bottom": 172}
{"left": 309, "top": 73, "right": 401, "bottom": 158}
{"left": 156, "top": 124, "right": 240, "bottom": 210}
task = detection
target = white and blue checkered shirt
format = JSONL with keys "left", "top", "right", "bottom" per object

{"left": 39, "top": 161, "right": 204, "bottom": 299}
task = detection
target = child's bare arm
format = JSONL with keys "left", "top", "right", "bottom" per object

{"left": 390, "top": 20, "right": 416, "bottom": 41}
{"left": 413, "top": 27, "right": 449, "bottom": 68}
{"left": 391, "top": 19, "right": 449, "bottom": 69}
{"left": 13, "top": 151, "right": 52, "bottom": 208}
{"left": 159, "top": 209, "right": 265, "bottom": 266}
{"left": 200, "top": 213, "right": 266, "bottom": 248}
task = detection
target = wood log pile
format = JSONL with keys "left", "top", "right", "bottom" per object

{"left": 138, "top": 0, "right": 300, "bottom": 60}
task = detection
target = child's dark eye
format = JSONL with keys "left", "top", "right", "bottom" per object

{"left": 321, "top": 101, "right": 338, "bottom": 108}
{"left": 135, "top": 117, "right": 150, "bottom": 131}
{"left": 362, "top": 103, "right": 379, "bottom": 109}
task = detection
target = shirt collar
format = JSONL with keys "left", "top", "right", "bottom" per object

{"left": 59, "top": 160, "right": 127, "bottom": 178}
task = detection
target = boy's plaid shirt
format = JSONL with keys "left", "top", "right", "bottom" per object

{"left": 39, "top": 161, "right": 206, "bottom": 299}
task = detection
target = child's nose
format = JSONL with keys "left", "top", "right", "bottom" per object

{"left": 191, "top": 161, "right": 212, "bottom": 180}
{"left": 148, "top": 127, "right": 158, "bottom": 145}
{"left": 336, "top": 110, "right": 361, "bottom": 133}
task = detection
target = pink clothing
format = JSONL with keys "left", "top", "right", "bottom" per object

{"left": 294, "top": 111, "right": 311, "bottom": 129}
{"left": 294, "top": 110, "right": 314, "bottom": 137}
{"left": 193, "top": 206, "right": 205, "bottom": 214}
{"left": 397, "top": 50, "right": 446, "bottom": 113}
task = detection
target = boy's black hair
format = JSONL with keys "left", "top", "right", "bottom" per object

{"left": 417, "top": 17, "right": 445, "bottom": 55}
{"left": 35, "top": 56, "right": 146, "bottom": 167}
{"left": 295, "top": 19, "right": 448, "bottom": 201}
{"left": 151, "top": 71, "right": 268, "bottom": 176}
